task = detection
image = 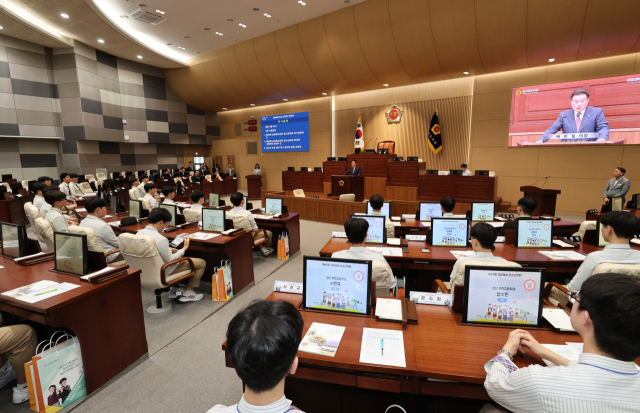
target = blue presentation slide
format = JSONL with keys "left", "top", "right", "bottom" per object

{"left": 472, "top": 203, "right": 494, "bottom": 221}
{"left": 517, "top": 219, "right": 552, "bottom": 248}
{"left": 419, "top": 203, "right": 443, "bottom": 221}
{"left": 305, "top": 259, "right": 369, "bottom": 314}
{"left": 261, "top": 111, "right": 310, "bottom": 152}
{"left": 367, "top": 202, "right": 390, "bottom": 218}
{"left": 466, "top": 268, "right": 542, "bottom": 325}
{"left": 432, "top": 219, "right": 468, "bottom": 247}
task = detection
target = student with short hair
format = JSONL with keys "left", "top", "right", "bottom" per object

{"left": 69, "top": 173, "right": 85, "bottom": 197}
{"left": 440, "top": 196, "right": 456, "bottom": 216}
{"left": 138, "top": 175, "right": 149, "bottom": 198}
{"left": 58, "top": 172, "right": 74, "bottom": 200}
{"left": 461, "top": 163, "right": 472, "bottom": 176}
{"left": 79, "top": 197, "right": 123, "bottom": 263}
{"left": 207, "top": 300, "right": 305, "bottom": 413}
{"left": 190, "top": 190, "right": 205, "bottom": 212}
{"left": 448, "top": 223, "right": 506, "bottom": 285}
{"left": 484, "top": 273, "right": 640, "bottom": 412}
{"left": 369, "top": 194, "right": 394, "bottom": 238}
{"left": 32, "top": 183, "right": 47, "bottom": 210}
{"left": 138, "top": 208, "right": 206, "bottom": 302}
{"left": 499, "top": 197, "right": 537, "bottom": 236}
{"left": 129, "top": 177, "right": 141, "bottom": 200}
{"left": 149, "top": 170, "right": 158, "bottom": 182}
{"left": 332, "top": 217, "right": 395, "bottom": 289}
{"left": 44, "top": 191, "right": 76, "bottom": 232}
{"left": 39, "top": 186, "right": 59, "bottom": 216}
{"left": 229, "top": 192, "right": 274, "bottom": 256}
{"left": 567, "top": 211, "right": 640, "bottom": 291}
{"left": 186, "top": 161, "right": 194, "bottom": 172}
{"left": 161, "top": 186, "right": 182, "bottom": 214}
{"left": 143, "top": 183, "right": 159, "bottom": 208}
{"left": 37, "top": 176, "right": 52, "bottom": 186}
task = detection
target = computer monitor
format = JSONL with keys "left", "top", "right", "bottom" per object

{"left": 202, "top": 208, "right": 225, "bottom": 232}
{"left": 426, "top": 170, "right": 438, "bottom": 175}
{"left": 313, "top": 167, "right": 322, "bottom": 172}
{"left": 393, "top": 157, "right": 404, "bottom": 161}
{"left": 515, "top": 218, "right": 553, "bottom": 248}
{"left": 27, "top": 180, "right": 37, "bottom": 192}
{"left": 337, "top": 157, "right": 347, "bottom": 161}
{"left": 596, "top": 218, "right": 610, "bottom": 247}
{"left": 240, "top": 195, "right": 249, "bottom": 210}
{"left": 129, "top": 199, "right": 141, "bottom": 219}
{"left": 327, "top": 157, "right": 336, "bottom": 161}
{"left": 110, "top": 194, "right": 119, "bottom": 214}
{"left": 378, "top": 148, "right": 388, "bottom": 154}
{"left": 1, "top": 174, "right": 12, "bottom": 182}
{"left": 419, "top": 202, "right": 443, "bottom": 221}
{"left": 350, "top": 214, "right": 386, "bottom": 244}
{"left": 126, "top": 171, "right": 133, "bottom": 176}
{"left": 475, "top": 170, "right": 490, "bottom": 176}
{"left": 462, "top": 265, "right": 545, "bottom": 327}
{"left": 1, "top": 222, "right": 27, "bottom": 258}
{"left": 302, "top": 256, "right": 372, "bottom": 315}
{"left": 160, "top": 204, "right": 177, "bottom": 227}
{"left": 54, "top": 232, "right": 89, "bottom": 276}
{"left": 407, "top": 156, "right": 418, "bottom": 161}
{"left": 366, "top": 201, "right": 390, "bottom": 219}
{"left": 209, "top": 192, "right": 220, "bottom": 207}
{"left": 471, "top": 202, "right": 495, "bottom": 222}
{"left": 631, "top": 193, "right": 640, "bottom": 209}
{"left": 287, "top": 167, "right": 295, "bottom": 171}
{"left": 265, "top": 198, "right": 283, "bottom": 215}
{"left": 430, "top": 218, "right": 469, "bottom": 247}
{"left": 449, "top": 169, "right": 463, "bottom": 175}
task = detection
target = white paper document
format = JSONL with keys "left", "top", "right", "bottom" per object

{"left": 450, "top": 250, "right": 475, "bottom": 260}
{"left": 631, "top": 238, "right": 640, "bottom": 246}
{"left": 487, "top": 222, "right": 505, "bottom": 228}
{"left": 375, "top": 298, "right": 403, "bottom": 320}
{"left": 108, "top": 221, "right": 121, "bottom": 227}
{"left": 495, "top": 216, "right": 508, "bottom": 221}
{"left": 103, "top": 215, "right": 113, "bottom": 218}
{"left": 538, "top": 251, "right": 586, "bottom": 261}
{"left": 332, "top": 232, "right": 347, "bottom": 238}
{"left": 402, "top": 214, "right": 416, "bottom": 219}
{"left": 543, "top": 308, "right": 575, "bottom": 332}
{"left": 2, "top": 280, "right": 80, "bottom": 303}
{"left": 298, "top": 322, "right": 346, "bottom": 357}
{"left": 254, "top": 215, "right": 274, "bottom": 220}
{"left": 366, "top": 247, "right": 384, "bottom": 254}
{"left": 75, "top": 208, "right": 86, "bottom": 212}
{"left": 540, "top": 344, "right": 581, "bottom": 366}
{"left": 391, "top": 216, "right": 402, "bottom": 221}
{"left": 392, "top": 222, "right": 402, "bottom": 227}
{"left": 420, "top": 222, "right": 431, "bottom": 228}
{"left": 552, "top": 240, "right": 575, "bottom": 248}
{"left": 359, "top": 328, "right": 406, "bottom": 367}
{"left": 387, "top": 238, "right": 401, "bottom": 246}
{"left": 383, "top": 248, "right": 403, "bottom": 257}
{"left": 189, "top": 232, "right": 220, "bottom": 240}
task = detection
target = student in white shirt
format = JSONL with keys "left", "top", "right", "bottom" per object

{"left": 229, "top": 192, "right": 274, "bottom": 256}
{"left": 207, "top": 300, "right": 305, "bottom": 413}
{"left": 37, "top": 176, "right": 52, "bottom": 186}
{"left": 189, "top": 190, "right": 204, "bottom": 212}
{"left": 499, "top": 197, "right": 536, "bottom": 236}
{"left": 44, "top": 191, "right": 77, "bottom": 232}
{"left": 69, "top": 173, "right": 85, "bottom": 197}
{"left": 369, "top": 194, "right": 394, "bottom": 238}
{"left": 39, "top": 186, "right": 59, "bottom": 216}
{"left": 142, "top": 183, "right": 159, "bottom": 209}
{"left": 440, "top": 196, "right": 456, "bottom": 217}
{"left": 484, "top": 273, "right": 640, "bottom": 413}
{"left": 129, "top": 177, "right": 141, "bottom": 200}
{"left": 31, "top": 183, "right": 47, "bottom": 210}
{"left": 138, "top": 175, "right": 149, "bottom": 198}
{"left": 79, "top": 197, "right": 122, "bottom": 263}
{"left": 161, "top": 186, "right": 182, "bottom": 214}
{"left": 138, "top": 208, "right": 206, "bottom": 302}
{"left": 567, "top": 211, "right": 640, "bottom": 291}
{"left": 461, "top": 163, "right": 472, "bottom": 176}
{"left": 449, "top": 223, "right": 506, "bottom": 285}
{"left": 58, "top": 172, "right": 75, "bottom": 201}
{"left": 332, "top": 217, "right": 396, "bottom": 289}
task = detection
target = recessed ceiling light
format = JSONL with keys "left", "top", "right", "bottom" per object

{"left": 250, "top": 104, "right": 255, "bottom": 106}
{"left": 227, "top": 18, "right": 233, "bottom": 22}
{"left": 204, "top": 28, "right": 210, "bottom": 31}
{"left": 597, "top": 51, "right": 609, "bottom": 55}
{"left": 60, "top": 13, "right": 69, "bottom": 18}
{"left": 239, "top": 23, "right": 246, "bottom": 28}
{"left": 463, "top": 71, "right": 469, "bottom": 75}
{"left": 283, "top": 99, "right": 288, "bottom": 101}
{"left": 298, "top": 1, "right": 306, "bottom": 4}
{"left": 0, "top": 26, "right": 4, "bottom": 30}
{"left": 383, "top": 84, "right": 389, "bottom": 87}
{"left": 155, "top": 10, "right": 165, "bottom": 14}
{"left": 253, "top": 8, "right": 259, "bottom": 11}
{"left": 183, "top": 35, "right": 190, "bottom": 39}
{"left": 322, "top": 93, "right": 327, "bottom": 95}
{"left": 548, "top": 58, "right": 555, "bottom": 62}
{"left": 502, "top": 65, "right": 511, "bottom": 68}
{"left": 215, "top": 32, "right": 223, "bottom": 36}
{"left": 222, "top": 108, "right": 228, "bottom": 110}
{"left": 264, "top": 13, "right": 272, "bottom": 18}
{"left": 137, "top": 55, "right": 142, "bottom": 59}
{"left": 98, "top": 39, "right": 104, "bottom": 43}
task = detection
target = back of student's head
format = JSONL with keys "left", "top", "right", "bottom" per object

{"left": 140, "top": 174, "right": 149, "bottom": 180}
{"left": 32, "top": 182, "right": 46, "bottom": 194}
{"left": 130, "top": 177, "right": 139, "bottom": 185}
{"left": 44, "top": 190, "right": 66, "bottom": 206}
{"left": 42, "top": 186, "right": 59, "bottom": 195}
{"left": 37, "top": 176, "right": 51, "bottom": 183}
{"left": 162, "top": 186, "right": 175, "bottom": 197}
{"left": 344, "top": 218, "right": 369, "bottom": 244}
{"left": 369, "top": 194, "right": 384, "bottom": 210}
{"left": 600, "top": 211, "right": 638, "bottom": 239}
{"left": 517, "top": 197, "right": 537, "bottom": 215}
{"left": 85, "top": 197, "right": 107, "bottom": 213}
{"left": 69, "top": 173, "right": 78, "bottom": 179}
{"left": 144, "top": 183, "right": 156, "bottom": 192}
{"left": 227, "top": 300, "right": 304, "bottom": 392}
{"left": 440, "top": 196, "right": 456, "bottom": 213}
{"left": 230, "top": 192, "right": 244, "bottom": 206}
{"left": 578, "top": 273, "right": 640, "bottom": 361}
{"left": 148, "top": 208, "right": 172, "bottom": 224}
{"left": 469, "top": 223, "right": 497, "bottom": 249}
{"left": 60, "top": 172, "right": 70, "bottom": 181}
{"left": 191, "top": 190, "right": 204, "bottom": 203}
{"left": 461, "top": 163, "right": 467, "bottom": 168}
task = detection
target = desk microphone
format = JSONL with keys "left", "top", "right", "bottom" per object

{"left": 527, "top": 176, "right": 550, "bottom": 186}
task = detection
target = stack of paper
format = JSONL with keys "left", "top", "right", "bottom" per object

{"left": 108, "top": 221, "right": 121, "bottom": 227}
{"left": 420, "top": 222, "right": 431, "bottom": 228}
{"left": 382, "top": 247, "right": 403, "bottom": 257}
{"left": 254, "top": 215, "right": 274, "bottom": 220}
{"left": 402, "top": 214, "right": 416, "bottom": 219}
{"left": 332, "top": 232, "right": 347, "bottom": 238}
{"left": 298, "top": 322, "right": 346, "bottom": 357}
{"left": 552, "top": 240, "right": 575, "bottom": 248}
{"left": 375, "top": 298, "right": 403, "bottom": 320}
{"left": 359, "top": 328, "right": 406, "bottom": 367}
{"left": 540, "top": 344, "right": 581, "bottom": 366}
{"left": 392, "top": 222, "right": 402, "bottom": 227}
{"left": 450, "top": 251, "right": 475, "bottom": 259}
{"left": 487, "top": 222, "right": 505, "bottom": 228}
{"left": 366, "top": 247, "right": 384, "bottom": 254}
{"left": 631, "top": 239, "right": 640, "bottom": 246}
{"left": 391, "top": 216, "right": 402, "bottom": 221}
{"left": 189, "top": 232, "right": 220, "bottom": 240}
{"left": 1, "top": 280, "right": 80, "bottom": 303}
{"left": 543, "top": 308, "right": 575, "bottom": 332}
{"left": 387, "top": 238, "right": 401, "bottom": 246}
{"left": 539, "top": 251, "right": 586, "bottom": 261}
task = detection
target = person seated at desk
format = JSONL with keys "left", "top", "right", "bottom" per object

{"left": 483, "top": 273, "right": 640, "bottom": 413}
{"left": 185, "top": 161, "right": 194, "bottom": 172}
{"left": 69, "top": 173, "right": 87, "bottom": 197}
{"left": 332, "top": 217, "right": 396, "bottom": 290}
{"left": 603, "top": 166, "right": 630, "bottom": 206}
{"left": 191, "top": 170, "right": 202, "bottom": 184}
{"left": 369, "top": 194, "right": 394, "bottom": 238}
{"left": 207, "top": 300, "right": 304, "bottom": 413}
{"left": 449, "top": 223, "right": 506, "bottom": 285}
{"left": 138, "top": 208, "right": 206, "bottom": 302}
{"left": 343, "top": 160, "right": 361, "bottom": 176}
{"left": 39, "top": 186, "right": 59, "bottom": 216}
{"left": 37, "top": 176, "right": 52, "bottom": 186}
{"left": 161, "top": 186, "right": 183, "bottom": 214}
{"left": 129, "top": 177, "right": 141, "bottom": 200}
{"left": 440, "top": 196, "right": 456, "bottom": 217}
{"left": 179, "top": 167, "right": 187, "bottom": 176}
{"left": 32, "top": 182, "right": 47, "bottom": 210}
{"left": 80, "top": 197, "right": 123, "bottom": 263}
{"left": 138, "top": 175, "right": 149, "bottom": 198}
{"left": 149, "top": 170, "right": 159, "bottom": 182}
{"left": 567, "top": 211, "right": 640, "bottom": 291}
{"left": 498, "top": 197, "right": 537, "bottom": 236}
{"left": 143, "top": 183, "right": 159, "bottom": 208}
{"left": 58, "top": 172, "right": 76, "bottom": 202}
{"left": 229, "top": 192, "right": 274, "bottom": 256}
{"left": 461, "top": 163, "right": 472, "bottom": 176}
{"left": 0, "top": 324, "right": 38, "bottom": 404}
{"left": 190, "top": 190, "right": 204, "bottom": 212}
{"left": 44, "top": 190, "right": 77, "bottom": 232}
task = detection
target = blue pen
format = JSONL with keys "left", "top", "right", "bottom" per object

{"left": 380, "top": 338, "right": 384, "bottom": 355}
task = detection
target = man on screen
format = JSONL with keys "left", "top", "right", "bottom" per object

{"left": 539, "top": 89, "right": 609, "bottom": 142}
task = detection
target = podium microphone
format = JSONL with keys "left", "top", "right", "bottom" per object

{"left": 527, "top": 176, "right": 550, "bottom": 187}
{"left": 540, "top": 176, "right": 551, "bottom": 189}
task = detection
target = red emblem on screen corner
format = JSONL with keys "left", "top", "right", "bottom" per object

{"left": 354, "top": 271, "right": 364, "bottom": 282}
{"left": 376, "top": 221, "right": 382, "bottom": 227}
{"left": 459, "top": 224, "right": 465, "bottom": 229}
{"left": 544, "top": 224, "right": 550, "bottom": 230}
{"left": 524, "top": 279, "right": 536, "bottom": 291}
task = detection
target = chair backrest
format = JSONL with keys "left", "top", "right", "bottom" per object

{"left": 205, "top": 174, "right": 212, "bottom": 182}
{"left": 140, "top": 197, "right": 151, "bottom": 211}
{"left": 33, "top": 217, "right": 54, "bottom": 251}
{"left": 118, "top": 233, "right": 168, "bottom": 290}
{"left": 174, "top": 177, "right": 183, "bottom": 183}
{"left": 377, "top": 140, "right": 396, "bottom": 154}
{"left": 96, "top": 172, "right": 106, "bottom": 180}
{"left": 1, "top": 182, "right": 11, "bottom": 193}
{"left": 452, "top": 260, "right": 522, "bottom": 286}
{"left": 68, "top": 226, "right": 104, "bottom": 253}
{"left": 129, "top": 188, "right": 138, "bottom": 201}
{"left": 24, "top": 202, "right": 41, "bottom": 226}
{"left": 86, "top": 174, "right": 96, "bottom": 182}
{"left": 339, "top": 194, "right": 355, "bottom": 202}
{"left": 372, "top": 261, "right": 392, "bottom": 292}
{"left": 573, "top": 220, "right": 596, "bottom": 238}
{"left": 293, "top": 189, "right": 305, "bottom": 197}
{"left": 183, "top": 208, "right": 201, "bottom": 223}
{"left": 21, "top": 180, "right": 29, "bottom": 189}
{"left": 592, "top": 262, "right": 640, "bottom": 279}
{"left": 227, "top": 213, "right": 252, "bottom": 231}
{"left": 80, "top": 182, "right": 92, "bottom": 192}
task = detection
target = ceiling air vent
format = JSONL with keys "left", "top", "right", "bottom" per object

{"left": 129, "top": 9, "right": 166, "bottom": 25}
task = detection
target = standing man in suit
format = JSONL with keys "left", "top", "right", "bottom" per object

{"left": 226, "top": 163, "right": 235, "bottom": 177}
{"left": 343, "top": 160, "right": 361, "bottom": 176}
{"left": 539, "top": 89, "right": 609, "bottom": 142}
{"left": 603, "top": 167, "right": 630, "bottom": 206}
{"left": 185, "top": 161, "right": 194, "bottom": 172}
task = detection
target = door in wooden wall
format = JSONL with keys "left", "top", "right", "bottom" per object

{"left": 227, "top": 155, "right": 235, "bottom": 169}
{"left": 214, "top": 155, "right": 222, "bottom": 170}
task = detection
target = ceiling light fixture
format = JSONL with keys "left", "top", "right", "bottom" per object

{"left": 322, "top": 93, "right": 327, "bottom": 95}
{"left": 137, "top": 55, "right": 142, "bottom": 59}
{"left": 298, "top": 1, "right": 307, "bottom": 5}
{"left": 222, "top": 108, "right": 228, "bottom": 110}
{"left": 204, "top": 28, "right": 210, "bottom": 31}
{"left": 283, "top": 99, "right": 288, "bottom": 101}
{"left": 253, "top": 8, "right": 259, "bottom": 11}
{"left": 239, "top": 23, "right": 246, "bottom": 28}
{"left": 98, "top": 39, "right": 104, "bottom": 43}
{"left": 250, "top": 104, "right": 255, "bottom": 106}
{"left": 0, "top": 26, "right": 3, "bottom": 30}
{"left": 597, "top": 51, "right": 609, "bottom": 55}
{"left": 215, "top": 32, "right": 223, "bottom": 36}
{"left": 155, "top": 10, "right": 165, "bottom": 14}
{"left": 463, "top": 71, "right": 469, "bottom": 75}
{"left": 60, "top": 13, "right": 69, "bottom": 18}
{"left": 264, "top": 13, "right": 272, "bottom": 18}
{"left": 548, "top": 58, "right": 555, "bottom": 62}
{"left": 383, "top": 84, "right": 389, "bottom": 87}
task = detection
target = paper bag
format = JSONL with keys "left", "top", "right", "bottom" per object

{"left": 222, "top": 260, "right": 233, "bottom": 300}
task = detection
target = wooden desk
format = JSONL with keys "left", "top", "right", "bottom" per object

{"left": 261, "top": 193, "right": 366, "bottom": 224}
{"left": 346, "top": 153, "right": 393, "bottom": 178}
{"left": 0, "top": 193, "right": 34, "bottom": 225}
{"left": 387, "top": 161, "right": 426, "bottom": 187}
{"left": 254, "top": 212, "right": 301, "bottom": 256}
{"left": 282, "top": 171, "right": 324, "bottom": 193}
{"left": 322, "top": 161, "right": 347, "bottom": 182}
{"left": 0, "top": 258, "right": 147, "bottom": 394}
{"left": 418, "top": 175, "right": 496, "bottom": 203}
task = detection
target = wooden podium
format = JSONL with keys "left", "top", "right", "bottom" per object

{"left": 246, "top": 175, "right": 262, "bottom": 200}
{"left": 331, "top": 175, "right": 365, "bottom": 202}
{"left": 520, "top": 186, "right": 561, "bottom": 216}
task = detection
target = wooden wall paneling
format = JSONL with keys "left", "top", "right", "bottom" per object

{"left": 253, "top": 33, "right": 309, "bottom": 99}
{"left": 388, "top": 0, "right": 448, "bottom": 82}
{"left": 274, "top": 25, "right": 327, "bottom": 95}
{"left": 474, "top": 67, "right": 547, "bottom": 95}
{"left": 353, "top": 0, "right": 415, "bottom": 86}
{"left": 427, "top": 0, "right": 486, "bottom": 77}
{"left": 471, "top": 147, "right": 539, "bottom": 178}
{"left": 386, "top": 186, "right": 418, "bottom": 202}
{"left": 323, "top": 7, "right": 382, "bottom": 90}
{"left": 471, "top": 119, "right": 511, "bottom": 148}
{"left": 217, "top": 46, "right": 261, "bottom": 103}
{"left": 233, "top": 40, "right": 288, "bottom": 103}
{"left": 475, "top": 0, "right": 529, "bottom": 73}
{"left": 164, "top": 69, "right": 189, "bottom": 103}
{"left": 545, "top": 54, "right": 637, "bottom": 84}
{"left": 390, "top": 200, "right": 419, "bottom": 216}
{"left": 472, "top": 91, "right": 512, "bottom": 121}
{"left": 537, "top": 146, "right": 624, "bottom": 180}
{"left": 323, "top": 182, "right": 332, "bottom": 195}
{"left": 364, "top": 177, "right": 387, "bottom": 199}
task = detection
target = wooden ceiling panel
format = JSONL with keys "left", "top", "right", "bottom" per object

{"left": 253, "top": 32, "right": 309, "bottom": 100}
{"left": 577, "top": 0, "right": 640, "bottom": 59}
{"left": 428, "top": 0, "right": 486, "bottom": 77}
{"left": 164, "top": 69, "right": 189, "bottom": 101}
{"left": 353, "top": 0, "right": 414, "bottom": 87}
{"left": 216, "top": 46, "right": 260, "bottom": 104}
{"left": 174, "top": 65, "right": 212, "bottom": 111}
{"left": 233, "top": 40, "right": 288, "bottom": 104}
{"left": 274, "top": 25, "right": 327, "bottom": 96}
{"left": 388, "top": 0, "right": 448, "bottom": 82}
{"left": 475, "top": 0, "right": 528, "bottom": 72}
{"left": 323, "top": 7, "right": 382, "bottom": 90}
{"left": 297, "top": 16, "right": 354, "bottom": 95}
{"left": 199, "top": 52, "right": 245, "bottom": 110}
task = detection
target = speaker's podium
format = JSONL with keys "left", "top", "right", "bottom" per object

{"left": 520, "top": 186, "right": 561, "bottom": 216}
{"left": 246, "top": 175, "right": 262, "bottom": 200}
{"left": 331, "top": 175, "right": 365, "bottom": 202}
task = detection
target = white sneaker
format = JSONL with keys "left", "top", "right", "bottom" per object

{"left": 168, "top": 286, "right": 184, "bottom": 299}
{"left": 0, "top": 365, "right": 15, "bottom": 390}
{"left": 179, "top": 290, "right": 204, "bottom": 302}
{"left": 262, "top": 247, "right": 275, "bottom": 257}
{"left": 13, "top": 386, "right": 29, "bottom": 404}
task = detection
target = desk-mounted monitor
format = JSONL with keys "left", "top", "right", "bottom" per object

{"left": 54, "top": 232, "right": 88, "bottom": 276}
{"left": 287, "top": 166, "right": 295, "bottom": 171}
{"left": 1, "top": 222, "right": 27, "bottom": 258}
{"left": 202, "top": 208, "right": 225, "bottom": 232}
{"left": 160, "top": 204, "right": 177, "bottom": 227}
{"left": 515, "top": 218, "right": 553, "bottom": 248}
{"left": 596, "top": 218, "right": 610, "bottom": 247}
{"left": 426, "top": 170, "right": 438, "bottom": 175}
{"left": 327, "top": 157, "right": 336, "bottom": 161}
{"left": 1, "top": 174, "right": 12, "bottom": 182}
{"left": 209, "top": 192, "right": 220, "bottom": 208}
{"left": 449, "top": 169, "right": 463, "bottom": 175}
{"left": 430, "top": 217, "right": 469, "bottom": 247}
{"left": 471, "top": 202, "right": 495, "bottom": 222}
{"left": 350, "top": 214, "right": 386, "bottom": 244}
{"left": 337, "top": 157, "right": 347, "bottom": 161}
{"left": 475, "top": 170, "right": 490, "bottom": 176}
{"left": 314, "top": 167, "right": 322, "bottom": 172}
{"left": 377, "top": 148, "right": 389, "bottom": 154}
{"left": 129, "top": 200, "right": 142, "bottom": 219}
{"left": 265, "top": 198, "right": 283, "bottom": 215}
{"left": 419, "top": 202, "right": 443, "bottom": 221}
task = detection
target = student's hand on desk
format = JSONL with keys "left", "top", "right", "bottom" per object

{"left": 502, "top": 329, "right": 531, "bottom": 356}
{"left": 182, "top": 236, "right": 190, "bottom": 251}
{"left": 170, "top": 248, "right": 178, "bottom": 253}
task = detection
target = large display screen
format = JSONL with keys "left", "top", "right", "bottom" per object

{"left": 516, "top": 219, "right": 553, "bottom": 248}
{"left": 261, "top": 111, "right": 310, "bottom": 152}
{"left": 350, "top": 215, "right": 385, "bottom": 244}
{"left": 508, "top": 74, "right": 640, "bottom": 146}
{"left": 431, "top": 218, "right": 468, "bottom": 247}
